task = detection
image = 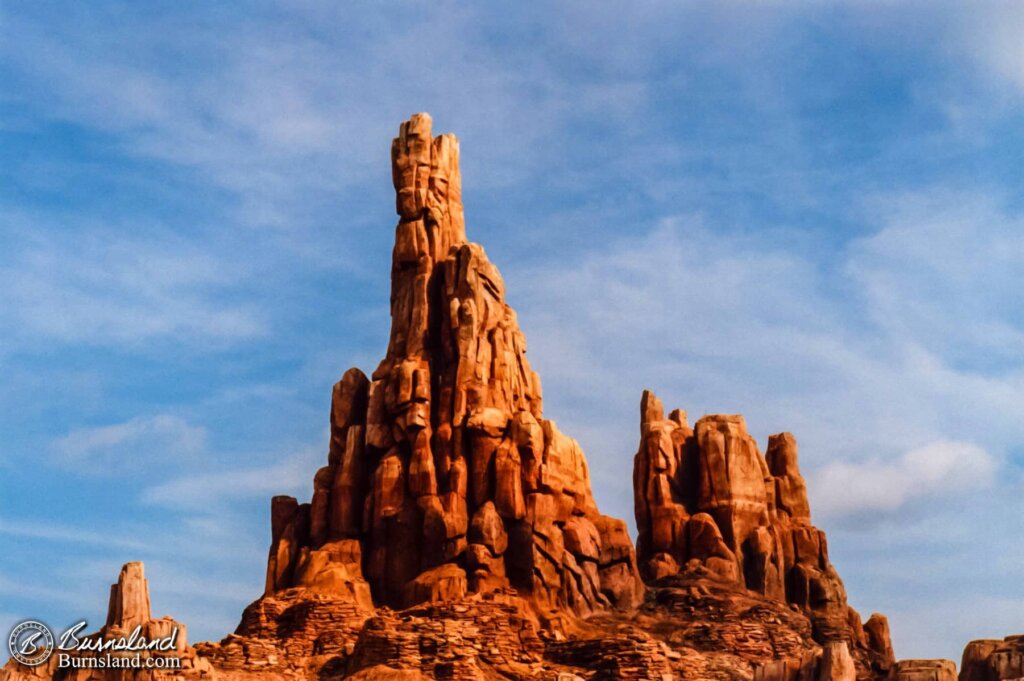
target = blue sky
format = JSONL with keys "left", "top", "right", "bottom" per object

{"left": 1, "top": 0, "right": 1022, "bottom": 665}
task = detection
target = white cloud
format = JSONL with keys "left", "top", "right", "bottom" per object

{"left": 0, "top": 6, "right": 551, "bottom": 217}
{"left": 953, "top": 2, "right": 1024, "bottom": 92}
{"left": 810, "top": 440, "right": 996, "bottom": 519}
{"left": 140, "top": 446, "right": 322, "bottom": 511}
{"left": 0, "top": 223, "right": 267, "bottom": 348}
{"left": 51, "top": 414, "right": 207, "bottom": 471}
{"left": 0, "top": 3, "right": 748, "bottom": 232}
{"left": 510, "top": 191, "right": 1023, "bottom": 479}
{"left": 846, "top": 191, "right": 1024, "bottom": 368}
{"left": 0, "top": 519, "right": 150, "bottom": 552}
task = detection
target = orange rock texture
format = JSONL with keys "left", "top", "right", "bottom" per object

{"left": 892, "top": 659, "right": 958, "bottom": 681}
{"left": 632, "top": 390, "right": 895, "bottom": 678}
{"left": 3, "top": 114, "right": 1016, "bottom": 681}
{"left": 262, "top": 112, "right": 643, "bottom": 629}
{"left": 959, "top": 636, "right": 1024, "bottom": 681}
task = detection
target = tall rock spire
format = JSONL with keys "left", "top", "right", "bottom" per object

{"left": 263, "top": 113, "right": 642, "bottom": 628}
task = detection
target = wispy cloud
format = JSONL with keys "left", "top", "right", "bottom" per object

{"left": 0, "top": 573, "right": 91, "bottom": 609}
{"left": 514, "top": 190, "right": 1023, "bottom": 479}
{"left": 51, "top": 414, "right": 207, "bottom": 470}
{"left": 0, "top": 519, "right": 150, "bottom": 552}
{"left": 2, "top": 1, "right": 1022, "bottom": 664}
{"left": 811, "top": 440, "right": 997, "bottom": 519}
{"left": 0, "top": 222, "right": 267, "bottom": 349}
{"left": 0, "top": 5, "right": 563, "bottom": 223}
{"left": 847, "top": 191, "right": 1024, "bottom": 369}
{"left": 950, "top": 1, "right": 1024, "bottom": 92}
{"left": 140, "top": 446, "right": 322, "bottom": 511}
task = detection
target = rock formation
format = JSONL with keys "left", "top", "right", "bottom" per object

{"left": 103, "top": 562, "right": 188, "bottom": 650}
{"left": 959, "top": 636, "right": 1024, "bottom": 681}
{"left": 260, "top": 112, "right": 642, "bottom": 630}
{"left": 1, "top": 562, "right": 205, "bottom": 681}
{"left": 5, "top": 114, "right": 1016, "bottom": 681}
{"left": 892, "top": 659, "right": 958, "bottom": 681}
{"left": 632, "top": 390, "right": 895, "bottom": 678}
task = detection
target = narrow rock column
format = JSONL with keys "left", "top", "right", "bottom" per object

{"left": 104, "top": 561, "right": 151, "bottom": 632}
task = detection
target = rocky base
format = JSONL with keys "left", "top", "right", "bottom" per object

{"left": 199, "top": 564, "right": 896, "bottom": 680}
{"left": 960, "top": 635, "right": 1024, "bottom": 681}
{"left": 3, "top": 563, "right": 875, "bottom": 681}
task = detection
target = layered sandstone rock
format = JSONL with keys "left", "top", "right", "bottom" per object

{"left": 893, "top": 659, "right": 958, "bottom": 681}
{"left": 754, "top": 641, "right": 856, "bottom": 681}
{"left": 960, "top": 636, "right": 1024, "bottom": 681}
{"left": 217, "top": 114, "right": 885, "bottom": 680}
{"left": 260, "top": 112, "right": 642, "bottom": 630}
{"left": 632, "top": 390, "right": 895, "bottom": 678}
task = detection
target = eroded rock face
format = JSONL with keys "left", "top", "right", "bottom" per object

{"left": 261, "top": 113, "right": 643, "bottom": 628}
{"left": 633, "top": 390, "right": 895, "bottom": 678}
{"left": 753, "top": 640, "right": 856, "bottom": 681}
{"left": 960, "top": 635, "right": 1024, "bottom": 681}
{"left": 101, "top": 562, "right": 189, "bottom": 655}
{"left": 893, "top": 659, "right": 958, "bottom": 681}
{"left": 105, "top": 561, "right": 153, "bottom": 632}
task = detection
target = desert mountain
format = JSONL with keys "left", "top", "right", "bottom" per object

{"left": 3, "top": 115, "right": 1017, "bottom": 681}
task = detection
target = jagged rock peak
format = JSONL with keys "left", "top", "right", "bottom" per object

{"left": 262, "top": 114, "right": 643, "bottom": 628}
{"left": 633, "top": 388, "right": 895, "bottom": 678}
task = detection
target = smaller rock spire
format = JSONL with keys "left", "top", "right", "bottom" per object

{"left": 632, "top": 389, "right": 896, "bottom": 676}
{"left": 104, "top": 561, "right": 152, "bottom": 632}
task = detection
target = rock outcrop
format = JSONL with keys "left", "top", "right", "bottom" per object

{"left": 632, "top": 390, "right": 895, "bottom": 679}
{"left": 1, "top": 562, "right": 205, "bottom": 681}
{"left": 103, "top": 562, "right": 188, "bottom": 652}
{"left": 892, "top": 659, "right": 958, "bottom": 681}
{"left": 259, "top": 112, "right": 642, "bottom": 630}
{"left": 4, "top": 113, "right": 989, "bottom": 681}
{"left": 754, "top": 641, "right": 856, "bottom": 681}
{"left": 959, "top": 636, "right": 1024, "bottom": 681}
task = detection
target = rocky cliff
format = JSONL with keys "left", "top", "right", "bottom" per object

{"left": 259, "top": 112, "right": 643, "bottom": 629}
{"left": 959, "top": 636, "right": 1024, "bottom": 681}
{"left": 632, "top": 391, "right": 894, "bottom": 678}
{"left": 2, "top": 114, "right": 1014, "bottom": 681}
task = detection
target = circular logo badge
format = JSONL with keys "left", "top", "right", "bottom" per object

{"left": 8, "top": 621, "right": 55, "bottom": 667}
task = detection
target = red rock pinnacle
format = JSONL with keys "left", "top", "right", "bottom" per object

{"left": 104, "top": 561, "right": 152, "bottom": 632}
{"left": 264, "top": 113, "right": 643, "bottom": 627}
{"left": 633, "top": 389, "right": 895, "bottom": 677}
{"left": 102, "top": 561, "right": 187, "bottom": 651}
